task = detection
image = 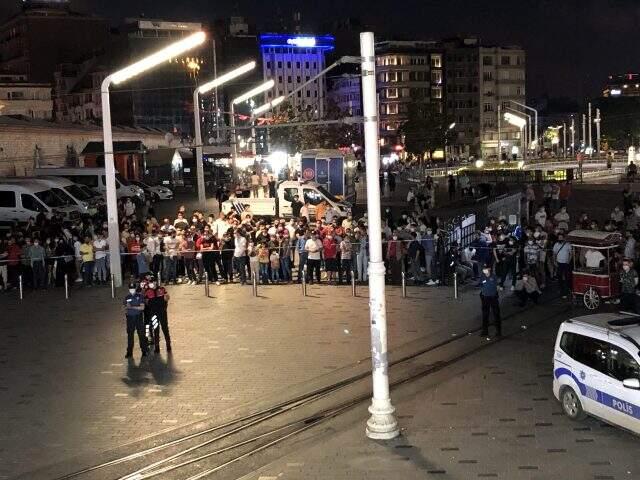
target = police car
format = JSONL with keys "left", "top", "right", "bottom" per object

{"left": 553, "top": 313, "right": 640, "bottom": 434}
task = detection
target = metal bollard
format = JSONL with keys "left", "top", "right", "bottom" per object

{"left": 158, "top": 271, "right": 162, "bottom": 287}
{"left": 302, "top": 266, "right": 308, "bottom": 297}
{"left": 204, "top": 272, "right": 209, "bottom": 297}
{"left": 401, "top": 271, "right": 407, "bottom": 298}
{"left": 64, "top": 274, "right": 69, "bottom": 300}
{"left": 351, "top": 271, "right": 357, "bottom": 297}
{"left": 454, "top": 272, "right": 458, "bottom": 299}
{"left": 252, "top": 272, "right": 258, "bottom": 297}
{"left": 19, "top": 274, "right": 23, "bottom": 300}
{"left": 110, "top": 274, "right": 115, "bottom": 299}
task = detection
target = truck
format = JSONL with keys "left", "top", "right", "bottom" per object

{"left": 221, "top": 180, "right": 352, "bottom": 220}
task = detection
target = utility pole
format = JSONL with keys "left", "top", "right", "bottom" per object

{"left": 595, "top": 108, "right": 601, "bottom": 158}
{"left": 571, "top": 117, "right": 575, "bottom": 156}
{"left": 582, "top": 114, "right": 587, "bottom": 153}
{"left": 360, "top": 31, "right": 399, "bottom": 441}
{"left": 497, "top": 103, "right": 502, "bottom": 161}
{"left": 588, "top": 102, "right": 593, "bottom": 157}
{"left": 563, "top": 122, "right": 567, "bottom": 159}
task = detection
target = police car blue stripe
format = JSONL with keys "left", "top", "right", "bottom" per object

{"left": 554, "top": 368, "right": 640, "bottom": 420}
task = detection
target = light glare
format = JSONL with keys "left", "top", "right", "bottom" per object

{"left": 233, "top": 80, "right": 275, "bottom": 105}
{"left": 253, "top": 95, "right": 285, "bottom": 115}
{"left": 198, "top": 61, "right": 256, "bottom": 94}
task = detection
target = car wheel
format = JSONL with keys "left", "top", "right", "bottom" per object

{"left": 561, "top": 387, "right": 586, "bottom": 420}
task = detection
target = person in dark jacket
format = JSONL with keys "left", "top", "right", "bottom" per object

{"left": 478, "top": 265, "right": 501, "bottom": 338}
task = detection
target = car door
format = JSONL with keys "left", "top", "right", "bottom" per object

{"left": 0, "top": 191, "right": 19, "bottom": 222}
{"left": 570, "top": 333, "right": 612, "bottom": 420}
{"left": 19, "top": 193, "right": 49, "bottom": 221}
{"left": 603, "top": 341, "right": 640, "bottom": 434}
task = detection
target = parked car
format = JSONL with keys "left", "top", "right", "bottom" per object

{"left": 129, "top": 180, "right": 174, "bottom": 201}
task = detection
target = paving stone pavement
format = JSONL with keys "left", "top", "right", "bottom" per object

{"left": 0, "top": 280, "right": 479, "bottom": 479}
{"left": 238, "top": 308, "right": 640, "bottom": 480}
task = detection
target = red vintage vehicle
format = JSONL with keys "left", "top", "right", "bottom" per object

{"left": 565, "top": 230, "right": 623, "bottom": 310}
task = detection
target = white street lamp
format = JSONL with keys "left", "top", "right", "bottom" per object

{"left": 252, "top": 95, "right": 285, "bottom": 117}
{"left": 510, "top": 100, "right": 538, "bottom": 158}
{"left": 102, "top": 31, "right": 206, "bottom": 287}
{"left": 504, "top": 112, "right": 527, "bottom": 161}
{"left": 361, "top": 31, "right": 399, "bottom": 441}
{"left": 193, "top": 61, "right": 256, "bottom": 208}
{"left": 229, "top": 80, "right": 275, "bottom": 181}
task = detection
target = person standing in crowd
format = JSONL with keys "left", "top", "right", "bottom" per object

{"left": 290, "top": 195, "right": 303, "bottom": 219}
{"left": 220, "top": 231, "right": 234, "bottom": 283}
{"left": 250, "top": 171, "right": 260, "bottom": 198}
{"left": 355, "top": 230, "right": 368, "bottom": 283}
{"left": 123, "top": 283, "right": 147, "bottom": 359}
{"left": 30, "top": 237, "right": 47, "bottom": 289}
{"left": 386, "top": 231, "right": 405, "bottom": 284}
{"left": 553, "top": 232, "right": 572, "bottom": 298}
{"left": 0, "top": 239, "right": 7, "bottom": 291}
{"left": 269, "top": 247, "right": 280, "bottom": 283}
{"left": 233, "top": 229, "right": 248, "bottom": 284}
{"left": 296, "top": 231, "right": 309, "bottom": 283}
{"left": 257, "top": 243, "right": 270, "bottom": 284}
{"left": 280, "top": 231, "right": 292, "bottom": 283}
{"left": 479, "top": 265, "right": 501, "bottom": 338}
{"left": 305, "top": 231, "right": 322, "bottom": 284}
{"left": 73, "top": 235, "right": 83, "bottom": 283}
{"left": 79, "top": 236, "right": 94, "bottom": 287}
{"left": 124, "top": 198, "right": 136, "bottom": 220}
{"left": 447, "top": 174, "right": 456, "bottom": 201}
{"left": 163, "top": 230, "right": 179, "bottom": 284}
{"left": 620, "top": 258, "right": 638, "bottom": 312}
{"left": 93, "top": 232, "right": 109, "bottom": 284}
{"left": 322, "top": 232, "right": 338, "bottom": 284}
{"left": 180, "top": 230, "right": 197, "bottom": 285}
{"left": 261, "top": 171, "right": 269, "bottom": 198}
{"left": 339, "top": 233, "right": 353, "bottom": 285}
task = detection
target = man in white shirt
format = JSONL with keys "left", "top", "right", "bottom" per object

{"left": 163, "top": 231, "right": 180, "bottom": 284}
{"left": 553, "top": 233, "right": 572, "bottom": 297}
{"left": 93, "top": 232, "right": 109, "bottom": 284}
{"left": 624, "top": 232, "right": 637, "bottom": 261}
{"left": 554, "top": 206, "right": 570, "bottom": 231}
{"left": 261, "top": 172, "right": 269, "bottom": 198}
{"left": 233, "top": 231, "right": 248, "bottom": 284}
{"left": 534, "top": 206, "right": 547, "bottom": 228}
{"left": 585, "top": 248, "right": 605, "bottom": 269}
{"left": 212, "top": 213, "right": 230, "bottom": 238}
{"left": 304, "top": 232, "right": 323, "bottom": 283}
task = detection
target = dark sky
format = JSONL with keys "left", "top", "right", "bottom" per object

{"left": 3, "top": 0, "right": 640, "bottom": 101}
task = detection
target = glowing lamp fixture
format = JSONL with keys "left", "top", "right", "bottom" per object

{"left": 233, "top": 80, "right": 275, "bottom": 105}
{"left": 252, "top": 95, "right": 285, "bottom": 116}
{"left": 197, "top": 61, "right": 256, "bottom": 94}
{"left": 110, "top": 31, "right": 206, "bottom": 84}
{"left": 503, "top": 112, "right": 527, "bottom": 129}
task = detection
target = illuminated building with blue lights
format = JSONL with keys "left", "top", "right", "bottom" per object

{"left": 260, "top": 34, "right": 335, "bottom": 118}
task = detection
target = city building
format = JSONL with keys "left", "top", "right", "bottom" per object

{"left": 603, "top": 73, "right": 640, "bottom": 97}
{"left": 0, "top": 0, "right": 110, "bottom": 83}
{"left": 53, "top": 59, "right": 105, "bottom": 123}
{"left": 0, "top": 73, "right": 53, "bottom": 119}
{"left": 328, "top": 73, "right": 362, "bottom": 116}
{"left": 375, "top": 40, "right": 444, "bottom": 147}
{"left": 444, "top": 37, "right": 526, "bottom": 158}
{"left": 260, "top": 33, "right": 335, "bottom": 118}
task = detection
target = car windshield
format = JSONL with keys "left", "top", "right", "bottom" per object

{"left": 65, "top": 184, "right": 91, "bottom": 201}
{"left": 317, "top": 185, "right": 340, "bottom": 203}
{"left": 35, "top": 189, "right": 67, "bottom": 207}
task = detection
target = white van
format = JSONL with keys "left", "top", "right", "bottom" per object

{"left": 0, "top": 181, "right": 81, "bottom": 223}
{"left": 0, "top": 177, "right": 98, "bottom": 215}
{"left": 34, "top": 167, "right": 144, "bottom": 201}
{"left": 553, "top": 313, "right": 640, "bottom": 434}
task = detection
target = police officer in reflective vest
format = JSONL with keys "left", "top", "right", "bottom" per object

{"left": 479, "top": 264, "right": 501, "bottom": 338}
{"left": 123, "top": 284, "right": 148, "bottom": 358}
{"left": 144, "top": 280, "right": 171, "bottom": 353}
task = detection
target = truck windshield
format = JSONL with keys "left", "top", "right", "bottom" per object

{"left": 317, "top": 185, "right": 340, "bottom": 203}
{"left": 35, "top": 189, "right": 67, "bottom": 207}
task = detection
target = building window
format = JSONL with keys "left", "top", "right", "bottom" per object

{"left": 266, "top": 61, "right": 271, "bottom": 69}
{"left": 387, "top": 71, "right": 398, "bottom": 82}
{"left": 386, "top": 88, "right": 398, "bottom": 98}
{"left": 516, "top": 86, "right": 524, "bottom": 96}
{"left": 501, "top": 56, "right": 511, "bottom": 66}
{"left": 483, "top": 71, "right": 493, "bottom": 81}
{"left": 516, "top": 56, "right": 523, "bottom": 66}
{"left": 287, "top": 76, "right": 292, "bottom": 83}
{"left": 278, "top": 76, "right": 283, "bottom": 83}
{"left": 297, "top": 76, "right": 301, "bottom": 83}
{"left": 386, "top": 103, "right": 398, "bottom": 115}
{"left": 431, "top": 70, "right": 442, "bottom": 84}
{"left": 483, "top": 103, "right": 493, "bottom": 112}
{"left": 305, "top": 62, "right": 309, "bottom": 69}
{"left": 431, "top": 54, "right": 442, "bottom": 68}
{"left": 482, "top": 56, "right": 493, "bottom": 66}
{"left": 431, "top": 86, "right": 442, "bottom": 99}
{"left": 277, "top": 61, "right": 282, "bottom": 68}
{"left": 306, "top": 90, "right": 311, "bottom": 98}
{"left": 501, "top": 101, "right": 510, "bottom": 110}
{"left": 287, "top": 61, "right": 291, "bottom": 68}
{"left": 500, "top": 70, "right": 510, "bottom": 80}
{"left": 313, "top": 62, "right": 317, "bottom": 69}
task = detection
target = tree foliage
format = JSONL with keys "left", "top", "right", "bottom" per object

{"left": 399, "top": 96, "right": 454, "bottom": 158}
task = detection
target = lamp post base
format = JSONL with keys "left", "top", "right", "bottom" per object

{"left": 366, "top": 398, "right": 400, "bottom": 440}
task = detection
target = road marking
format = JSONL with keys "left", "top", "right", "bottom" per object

{"left": 110, "top": 363, "right": 123, "bottom": 367}
{"left": 162, "top": 419, "right": 178, "bottom": 424}
{"left": 112, "top": 416, "right": 126, "bottom": 421}
{"left": 193, "top": 412, "right": 208, "bottom": 416}
{"left": 100, "top": 371, "right": 113, "bottom": 374}
{"left": 238, "top": 347, "right": 249, "bottom": 351}
{"left": 180, "top": 359, "right": 194, "bottom": 363}
{"left": 114, "top": 393, "right": 129, "bottom": 397}
{"left": 147, "top": 388, "right": 162, "bottom": 393}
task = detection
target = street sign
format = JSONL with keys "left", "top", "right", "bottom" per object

{"left": 303, "top": 167, "right": 315, "bottom": 180}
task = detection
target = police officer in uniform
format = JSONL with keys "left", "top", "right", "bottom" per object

{"left": 123, "top": 284, "right": 148, "bottom": 358}
{"left": 145, "top": 279, "right": 172, "bottom": 353}
{"left": 479, "top": 264, "right": 501, "bottom": 338}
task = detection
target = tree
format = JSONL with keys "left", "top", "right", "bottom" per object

{"left": 399, "top": 95, "right": 453, "bottom": 159}
{"left": 266, "top": 100, "right": 361, "bottom": 153}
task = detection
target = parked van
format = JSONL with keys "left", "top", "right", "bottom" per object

{"left": 0, "top": 177, "right": 98, "bottom": 215}
{"left": 554, "top": 313, "right": 640, "bottom": 434}
{"left": 34, "top": 167, "right": 144, "bottom": 201}
{"left": 0, "top": 181, "right": 81, "bottom": 224}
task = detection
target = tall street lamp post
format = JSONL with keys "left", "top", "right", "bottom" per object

{"left": 102, "top": 31, "right": 206, "bottom": 287}
{"left": 193, "top": 61, "right": 256, "bottom": 208}
{"left": 360, "top": 31, "right": 400, "bottom": 440}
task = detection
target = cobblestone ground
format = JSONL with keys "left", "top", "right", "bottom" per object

{"left": 0, "top": 280, "right": 477, "bottom": 479}
{"left": 239, "top": 300, "right": 640, "bottom": 480}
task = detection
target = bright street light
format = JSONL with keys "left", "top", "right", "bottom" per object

{"left": 448, "top": 122, "right": 456, "bottom": 130}
{"left": 193, "top": 61, "right": 257, "bottom": 207}
{"left": 503, "top": 112, "right": 527, "bottom": 129}
{"left": 230, "top": 80, "right": 275, "bottom": 181}
{"left": 102, "top": 30, "right": 206, "bottom": 287}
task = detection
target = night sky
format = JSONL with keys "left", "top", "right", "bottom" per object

{"left": 2, "top": 0, "right": 640, "bottom": 101}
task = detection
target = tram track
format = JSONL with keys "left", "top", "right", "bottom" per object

{"left": 51, "top": 299, "right": 570, "bottom": 480}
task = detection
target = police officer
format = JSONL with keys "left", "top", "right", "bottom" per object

{"left": 145, "top": 278, "right": 172, "bottom": 353}
{"left": 479, "top": 264, "right": 501, "bottom": 338}
{"left": 123, "top": 284, "right": 148, "bottom": 358}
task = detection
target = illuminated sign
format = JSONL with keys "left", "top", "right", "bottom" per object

{"left": 286, "top": 37, "right": 316, "bottom": 47}
{"left": 611, "top": 89, "right": 622, "bottom": 96}
{"left": 259, "top": 34, "right": 335, "bottom": 51}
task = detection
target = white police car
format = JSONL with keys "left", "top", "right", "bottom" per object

{"left": 553, "top": 313, "right": 640, "bottom": 434}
